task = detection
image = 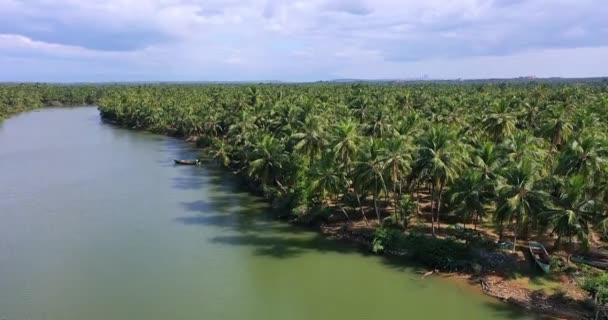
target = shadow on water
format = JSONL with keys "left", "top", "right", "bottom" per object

{"left": 483, "top": 301, "right": 548, "bottom": 320}
{"left": 209, "top": 233, "right": 366, "bottom": 259}
{"left": 171, "top": 169, "right": 209, "bottom": 190}
{"left": 165, "top": 140, "right": 535, "bottom": 319}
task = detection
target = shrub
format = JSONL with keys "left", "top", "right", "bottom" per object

{"left": 372, "top": 228, "right": 402, "bottom": 253}
{"left": 371, "top": 228, "right": 472, "bottom": 271}
{"left": 381, "top": 216, "right": 402, "bottom": 230}
{"left": 582, "top": 273, "right": 608, "bottom": 304}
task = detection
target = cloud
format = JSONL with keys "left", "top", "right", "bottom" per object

{"left": 0, "top": 0, "right": 607, "bottom": 81}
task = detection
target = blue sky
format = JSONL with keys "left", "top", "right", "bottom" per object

{"left": 0, "top": 0, "right": 607, "bottom": 82}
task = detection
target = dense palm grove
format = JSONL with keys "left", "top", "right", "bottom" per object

{"left": 4, "top": 82, "right": 608, "bottom": 306}
{"left": 93, "top": 83, "right": 608, "bottom": 251}
{"left": 0, "top": 84, "right": 108, "bottom": 119}
{"left": 3, "top": 83, "right": 608, "bottom": 249}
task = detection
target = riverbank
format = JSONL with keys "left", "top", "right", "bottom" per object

{"left": 3, "top": 106, "right": 597, "bottom": 319}
{"left": 179, "top": 136, "right": 597, "bottom": 319}
{"left": 98, "top": 112, "right": 599, "bottom": 319}
{"left": 316, "top": 222, "right": 594, "bottom": 320}
{"left": 5, "top": 106, "right": 558, "bottom": 320}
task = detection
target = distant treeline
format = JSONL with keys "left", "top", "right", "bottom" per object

{"left": 0, "top": 84, "right": 113, "bottom": 119}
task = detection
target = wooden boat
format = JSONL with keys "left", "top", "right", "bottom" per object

{"left": 174, "top": 159, "right": 199, "bottom": 165}
{"left": 590, "top": 249, "right": 608, "bottom": 260}
{"left": 529, "top": 241, "right": 551, "bottom": 273}
{"left": 570, "top": 254, "right": 608, "bottom": 270}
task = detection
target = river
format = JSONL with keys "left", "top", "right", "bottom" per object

{"left": 0, "top": 107, "right": 533, "bottom": 320}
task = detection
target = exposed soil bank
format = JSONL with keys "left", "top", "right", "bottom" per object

{"left": 316, "top": 223, "right": 595, "bottom": 320}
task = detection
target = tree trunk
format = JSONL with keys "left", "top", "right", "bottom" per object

{"left": 354, "top": 190, "right": 369, "bottom": 225}
{"left": 373, "top": 180, "right": 381, "bottom": 224}
{"left": 373, "top": 194, "right": 381, "bottom": 224}
{"left": 337, "top": 194, "right": 351, "bottom": 223}
{"left": 430, "top": 184, "right": 436, "bottom": 237}
{"left": 393, "top": 182, "right": 399, "bottom": 221}
{"left": 384, "top": 187, "right": 391, "bottom": 215}
{"left": 436, "top": 181, "right": 445, "bottom": 231}
{"left": 512, "top": 222, "right": 518, "bottom": 253}
{"left": 498, "top": 223, "right": 504, "bottom": 241}
{"left": 415, "top": 181, "right": 421, "bottom": 215}
{"left": 474, "top": 213, "right": 478, "bottom": 231}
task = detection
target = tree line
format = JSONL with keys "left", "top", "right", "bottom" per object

{"left": 95, "top": 83, "right": 608, "bottom": 249}
{"left": 0, "top": 84, "right": 111, "bottom": 119}
{"left": 3, "top": 82, "right": 608, "bottom": 249}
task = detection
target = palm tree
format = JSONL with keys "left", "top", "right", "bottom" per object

{"left": 469, "top": 140, "right": 505, "bottom": 184}
{"left": 309, "top": 155, "right": 350, "bottom": 221}
{"left": 413, "top": 125, "right": 466, "bottom": 235}
{"left": 501, "top": 130, "right": 547, "bottom": 164}
{"left": 495, "top": 161, "right": 549, "bottom": 248}
{"left": 379, "top": 137, "right": 411, "bottom": 220}
{"left": 541, "top": 103, "right": 573, "bottom": 154}
{"left": 354, "top": 139, "right": 386, "bottom": 224}
{"left": 332, "top": 119, "right": 362, "bottom": 168}
{"left": 331, "top": 119, "right": 368, "bottom": 224}
{"left": 482, "top": 101, "right": 518, "bottom": 142}
{"left": 291, "top": 114, "right": 328, "bottom": 160}
{"left": 364, "top": 109, "right": 395, "bottom": 138}
{"left": 248, "top": 134, "right": 289, "bottom": 189}
{"left": 450, "top": 171, "right": 493, "bottom": 230}
{"left": 543, "top": 175, "right": 599, "bottom": 249}
{"left": 208, "top": 138, "right": 232, "bottom": 167}
{"left": 556, "top": 135, "right": 608, "bottom": 178}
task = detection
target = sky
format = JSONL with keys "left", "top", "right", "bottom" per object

{"left": 0, "top": 0, "right": 607, "bottom": 82}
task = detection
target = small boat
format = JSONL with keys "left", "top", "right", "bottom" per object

{"left": 590, "top": 249, "right": 608, "bottom": 260}
{"left": 529, "top": 241, "right": 551, "bottom": 273}
{"left": 174, "top": 159, "right": 199, "bottom": 165}
{"left": 570, "top": 254, "right": 608, "bottom": 270}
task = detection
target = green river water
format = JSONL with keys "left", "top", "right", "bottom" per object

{"left": 0, "top": 107, "right": 534, "bottom": 320}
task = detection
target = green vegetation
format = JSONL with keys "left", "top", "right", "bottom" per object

{"left": 582, "top": 272, "right": 608, "bottom": 304}
{"left": 93, "top": 83, "right": 608, "bottom": 248}
{"left": 0, "top": 84, "right": 111, "bottom": 119}
{"left": 372, "top": 229, "right": 471, "bottom": 271}
{"left": 3, "top": 82, "right": 608, "bottom": 313}
{"left": 4, "top": 82, "right": 607, "bottom": 250}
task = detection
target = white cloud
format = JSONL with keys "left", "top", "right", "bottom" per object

{"left": 0, "top": 0, "right": 607, "bottom": 81}
{"left": 0, "top": 34, "right": 136, "bottom": 59}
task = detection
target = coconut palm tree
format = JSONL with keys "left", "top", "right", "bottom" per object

{"left": 332, "top": 119, "right": 362, "bottom": 168}
{"left": 248, "top": 134, "right": 289, "bottom": 188}
{"left": 354, "top": 139, "right": 386, "bottom": 224}
{"left": 556, "top": 134, "right": 608, "bottom": 178}
{"left": 309, "top": 155, "right": 350, "bottom": 221}
{"left": 469, "top": 141, "right": 505, "bottom": 184}
{"left": 208, "top": 138, "right": 232, "bottom": 167}
{"left": 482, "top": 101, "right": 518, "bottom": 142}
{"left": 450, "top": 171, "right": 493, "bottom": 230}
{"left": 331, "top": 119, "right": 368, "bottom": 224}
{"left": 379, "top": 137, "right": 412, "bottom": 220}
{"left": 501, "top": 130, "right": 547, "bottom": 164}
{"left": 543, "top": 175, "right": 599, "bottom": 249}
{"left": 495, "top": 161, "right": 549, "bottom": 247}
{"left": 291, "top": 114, "right": 329, "bottom": 160}
{"left": 413, "top": 125, "right": 466, "bottom": 235}
{"left": 541, "top": 103, "right": 573, "bottom": 153}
